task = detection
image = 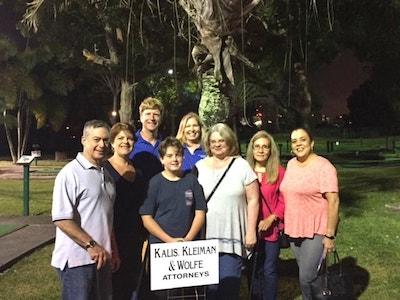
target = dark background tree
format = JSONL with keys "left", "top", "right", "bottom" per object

{"left": 334, "top": 0, "right": 400, "bottom": 133}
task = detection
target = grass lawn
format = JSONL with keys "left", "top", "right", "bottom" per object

{"left": 0, "top": 159, "right": 400, "bottom": 299}
{"left": 0, "top": 159, "right": 62, "bottom": 216}
{"left": 0, "top": 224, "right": 25, "bottom": 237}
{"left": 0, "top": 245, "right": 59, "bottom": 300}
{"left": 0, "top": 179, "right": 55, "bottom": 216}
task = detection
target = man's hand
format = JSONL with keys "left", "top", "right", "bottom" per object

{"left": 87, "top": 245, "right": 109, "bottom": 270}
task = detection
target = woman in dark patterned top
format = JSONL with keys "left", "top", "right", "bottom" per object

{"left": 104, "top": 122, "right": 147, "bottom": 300}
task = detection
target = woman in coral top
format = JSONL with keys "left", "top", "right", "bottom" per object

{"left": 247, "top": 131, "right": 285, "bottom": 300}
{"left": 280, "top": 128, "right": 340, "bottom": 300}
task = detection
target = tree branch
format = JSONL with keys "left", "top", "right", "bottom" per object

{"left": 82, "top": 49, "right": 116, "bottom": 67}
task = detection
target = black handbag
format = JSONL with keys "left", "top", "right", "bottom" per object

{"left": 278, "top": 229, "right": 290, "bottom": 249}
{"left": 311, "top": 250, "right": 354, "bottom": 300}
{"left": 246, "top": 238, "right": 265, "bottom": 300}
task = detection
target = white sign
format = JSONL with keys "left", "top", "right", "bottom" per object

{"left": 16, "top": 155, "right": 35, "bottom": 165}
{"left": 150, "top": 239, "right": 219, "bottom": 291}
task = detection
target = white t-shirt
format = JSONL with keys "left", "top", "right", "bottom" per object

{"left": 51, "top": 153, "right": 116, "bottom": 269}
{"left": 196, "top": 156, "right": 257, "bottom": 257}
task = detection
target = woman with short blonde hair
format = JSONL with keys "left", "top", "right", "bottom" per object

{"left": 195, "top": 123, "right": 259, "bottom": 300}
{"left": 203, "top": 123, "right": 239, "bottom": 157}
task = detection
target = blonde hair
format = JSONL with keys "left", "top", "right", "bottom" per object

{"left": 176, "top": 112, "right": 205, "bottom": 145}
{"left": 246, "top": 130, "right": 280, "bottom": 184}
{"left": 139, "top": 97, "right": 164, "bottom": 116}
{"left": 204, "top": 123, "right": 239, "bottom": 157}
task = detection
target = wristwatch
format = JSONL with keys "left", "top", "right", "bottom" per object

{"left": 85, "top": 240, "right": 97, "bottom": 249}
{"left": 324, "top": 234, "right": 335, "bottom": 240}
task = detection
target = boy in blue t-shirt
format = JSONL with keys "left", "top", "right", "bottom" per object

{"left": 140, "top": 136, "right": 207, "bottom": 244}
{"left": 139, "top": 137, "right": 207, "bottom": 299}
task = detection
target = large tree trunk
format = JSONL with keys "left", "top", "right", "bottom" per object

{"left": 119, "top": 79, "right": 134, "bottom": 124}
{"left": 17, "top": 106, "right": 22, "bottom": 158}
{"left": 3, "top": 110, "right": 17, "bottom": 163}
{"left": 294, "top": 62, "right": 312, "bottom": 128}
{"left": 16, "top": 99, "right": 31, "bottom": 158}
{"left": 221, "top": 82, "right": 238, "bottom": 134}
{"left": 20, "top": 105, "right": 31, "bottom": 157}
{"left": 198, "top": 74, "right": 230, "bottom": 128}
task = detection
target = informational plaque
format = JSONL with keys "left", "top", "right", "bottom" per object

{"left": 16, "top": 155, "right": 35, "bottom": 165}
{"left": 150, "top": 239, "right": 219, "bottom": 291}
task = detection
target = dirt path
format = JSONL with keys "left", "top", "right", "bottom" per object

{"left": 0, "top": 166, "right": 56, "bottom": 179}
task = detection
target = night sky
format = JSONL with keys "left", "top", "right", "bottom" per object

{"left": 311, "top": 49, "right": 370, "bottom": 117}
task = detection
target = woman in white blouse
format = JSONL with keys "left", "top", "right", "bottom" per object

{"left": 195, "top": 123, "right": 259, "bottom": 300}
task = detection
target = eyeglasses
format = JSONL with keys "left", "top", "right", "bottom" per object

{"left": 210, "top": 139, "right": 225, "bottom": 145}
{"left": 253, "top": 144, "right": 270, "bottom": 151}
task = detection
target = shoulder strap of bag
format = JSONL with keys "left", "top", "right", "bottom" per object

{"left": 191, "top": 165, "right": 199, "bottom": 177}
{"left": 206, "top": 157, "right": 236, "bottom": 203}
{"left": 260, "top": 192, "right": 273, "bottom": 214}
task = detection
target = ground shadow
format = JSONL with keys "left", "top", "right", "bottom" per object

{"left": 341, "top": 256, "right": 370, "bottom": 299}
{"left": 277, "top": 258, "right": 301, "bottom": 300}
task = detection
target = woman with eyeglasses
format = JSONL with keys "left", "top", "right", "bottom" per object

{"left": 280, "top": 128, "right": 340, "bottom": 300}
{"left": 247, "top": 131, "right": 285, "bottom": 300}
{"left": 195, "top": 123, "right": 259, "bottom": 300}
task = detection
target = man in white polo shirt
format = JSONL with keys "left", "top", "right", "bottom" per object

{"left": 51, "top": 120, "right": 117, "bottom": 300}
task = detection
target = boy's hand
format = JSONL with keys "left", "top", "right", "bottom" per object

{"left": 170, "top": 237, "right": 185, "bottom": 243}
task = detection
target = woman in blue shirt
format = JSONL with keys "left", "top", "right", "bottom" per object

{"left": 176, "top": 112, "right": 206, "bottom": 173}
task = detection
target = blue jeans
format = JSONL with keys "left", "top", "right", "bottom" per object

{"left": 56, "top": 263, "right": 112, "bottom": 300}
{"left": 290, "top": 235, "right": 324, "bottom": 300}
{"left": 262, "top": 240, "right": 280, "bottom": 300}
{"left": 207, "top": 253, "right": 243, "bottom": 300}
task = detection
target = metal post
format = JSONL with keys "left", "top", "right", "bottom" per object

{"left": 23, "top": 164, "right": 30, "bottom": 216}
